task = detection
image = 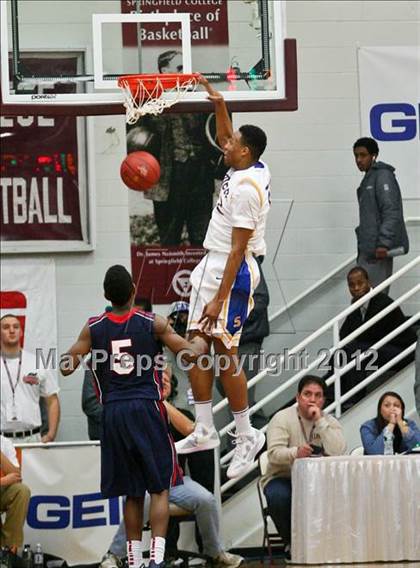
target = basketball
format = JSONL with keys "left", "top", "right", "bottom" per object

{"left": 120, "top": 151, "right": 161, "bottom": 191}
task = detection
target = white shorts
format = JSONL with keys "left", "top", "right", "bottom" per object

{"left": 187, "top": 251, "right": 260, "bottom": 349}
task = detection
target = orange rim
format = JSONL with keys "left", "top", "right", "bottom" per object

{"left": 118, "top": 73, "right": 200, "bottom": 97}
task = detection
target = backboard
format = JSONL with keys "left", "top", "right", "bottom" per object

{"left": 0, "top": 0, "right": 297, "bottom": 115}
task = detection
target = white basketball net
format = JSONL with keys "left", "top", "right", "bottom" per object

{"left": 119, "top": 75, "right": 199, "bottom": 124}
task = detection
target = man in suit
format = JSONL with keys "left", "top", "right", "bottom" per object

{"left": 325, "top": 266, "right": 416, "bottom": 408}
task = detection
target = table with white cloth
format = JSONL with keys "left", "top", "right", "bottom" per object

{"left": 291, "top": 454, "right": 420, "bottom": 564}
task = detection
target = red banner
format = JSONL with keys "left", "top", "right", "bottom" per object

{"left": 0, "top": 57, "right": 83, "bottom": 242}
{"left": 121, "top": 0, "right": 228, "bottom": 47}
{"left": 131, "top": 245, "right": 206, "bottom": 304}
{"left": 0, "top": 291, "right": 27, "bottom": 345}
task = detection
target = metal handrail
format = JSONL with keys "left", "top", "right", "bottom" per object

{"left": 219, "top": 309, "right": 419, "bottom": 466}
{"left": 217, "top": 255, "right": 419, "bottom": 491}
{"left": 220, "top": 339, "right": 417, "bottom": 493}
{"left": 268, "top": 253, "right": 356, "bottom": 323}
{"left": 268, "top": 215, "right": 419, "bottom": 323}
{"left": 16, "top": 440, "right": 100, "bottom": 448}
{"left": 213, "top": 255, "right": 420, "bottom": 417}
{"left": 324, "top": 342, "right": 416, "bottom": 412}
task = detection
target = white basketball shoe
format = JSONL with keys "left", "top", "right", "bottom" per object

{"left": 175, "top": 422, "right": 220, "bottom": 454}
{"left": 226, "top": 427, "right": 266, "bottom": 479}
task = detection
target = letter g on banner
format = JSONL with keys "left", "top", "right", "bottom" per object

{"left": 370, "top": 103, "right": 418, "bottom": 141}
{"left": 27, "top": 496, "right": 70, "bottom": 529}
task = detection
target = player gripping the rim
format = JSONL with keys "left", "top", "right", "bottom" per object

{"left": 176, "top": 76, "right": 271, "bottom": 479}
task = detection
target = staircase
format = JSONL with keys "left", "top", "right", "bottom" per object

{"left": 212, "top": 241, "right": 420, "bottom": 548}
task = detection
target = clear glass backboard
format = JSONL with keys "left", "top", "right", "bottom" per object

{"left": 0, "top": 0, "right": 297, "bottom": 115}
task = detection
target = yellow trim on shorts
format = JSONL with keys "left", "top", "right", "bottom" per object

{"left": 238, "top": 177, "right": 264, "bottom": 207}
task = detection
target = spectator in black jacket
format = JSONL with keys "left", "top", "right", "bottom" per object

{"left": 82, "top": 366, "right": 102, "bottom": 441}
{"left": 325, "top": 266, "right": 416, "bottom": 409}
{"left": 415, "top": 330, "right": 420, "bottom": 417}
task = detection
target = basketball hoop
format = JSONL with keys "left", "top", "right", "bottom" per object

{"left": 118, "top": 73, "right": 201, "bottom": 124}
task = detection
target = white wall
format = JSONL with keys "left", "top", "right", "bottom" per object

{"left": 237, "top": 0, "right": 420, "bottom": 411}
{"left": 9, "top": 0, "right": 417, "bottom": 440}
{"left": 56, "top": 114, "right": 130, "bottom": 441}
{"left": 237, "top": 0, "right": 420, "bottom": 304}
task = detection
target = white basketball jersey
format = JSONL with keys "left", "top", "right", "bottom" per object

{"left": 204, "top": 161, "right": 271, "bottom": 257}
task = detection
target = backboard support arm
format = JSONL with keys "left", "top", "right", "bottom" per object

{"left": 11, "top": 0, "right": 21, "bottom": 90}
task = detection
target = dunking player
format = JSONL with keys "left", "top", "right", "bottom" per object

{"left": 176, "top": 77, "right": 270, "bottom": 479}
{"left": 61, "top": 265, "right": 207, "bottom": 568}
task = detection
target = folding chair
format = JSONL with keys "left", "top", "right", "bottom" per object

{"left": 167, "top": 503, "right": 208, "bottom": 568}
{"left": 257, "top": 451, "right": 284, "bottom": 565}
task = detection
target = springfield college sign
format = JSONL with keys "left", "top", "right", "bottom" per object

{"left": 121, "top": 0, "right": 228, "bottom": 46}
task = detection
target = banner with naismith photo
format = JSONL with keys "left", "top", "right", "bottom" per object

{"left": 126, "top": 112, "right": 225, "bottom": 304}
{"left": 126, "top": 110, "right": 226, "bottom": 304}
{"left": 120, "top": 1, "right": 229, "bottom": 303}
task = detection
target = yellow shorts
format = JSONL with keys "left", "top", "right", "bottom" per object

{"left": 187, "top": 251, "right": 260, "bottom": 349}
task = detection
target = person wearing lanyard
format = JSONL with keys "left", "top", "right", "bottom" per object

{"left": 260, "top": 376, "right": 346, "bottom": 559}
{"left": 0, "top": 314, "right": 60, "bottom": 443}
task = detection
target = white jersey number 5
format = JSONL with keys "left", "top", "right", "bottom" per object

{"left": 111, "top": 339, "right": 134, "bottom": 375}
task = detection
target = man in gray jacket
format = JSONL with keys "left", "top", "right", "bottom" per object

{"left": 353, "top": 137, "right": 409, "bottom": 291}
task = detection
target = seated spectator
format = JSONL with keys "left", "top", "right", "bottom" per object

{"left": 415, "top": 329, "right": 420, "bottom": 417}
{"left": 360, "top": 391, "right": 420, "bottom": 454}
{"left": 165, "top": 302, "right": 193, "bottom": 411}
{"left": 134, "top": 296, "right": 152, "bottom": 312}
{"left": 325, "top": 266, "right": 416, "bottom": 408}
{"left": 88, "top": 368, "right": 242, "bottom": 568}
{"left": 0, "top": 435, "right": 31, "bottom": 551}
{"left": 261, "top": 375, "right": 346, "bottom": 559}
{"left": 164, "top": 366, "right": 214, "bottom": 495}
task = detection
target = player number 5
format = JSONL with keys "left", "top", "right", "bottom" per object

{"left": 111, "top": 339, "right": 134, "bottom": 375}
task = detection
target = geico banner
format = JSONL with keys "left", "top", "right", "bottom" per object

{"left": 0, "top": 258, "right": 57, "bottom": 356}
{"left": 21, "top": 445, "right": 123, "bottom": 566}
{"left": 358, "top": 46, "right": 420, "bottom": 199}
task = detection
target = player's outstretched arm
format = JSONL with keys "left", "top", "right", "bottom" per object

{"left": 60, "top": 323, "right": 92, "bottom": 376}
{"left": 199, "top": 75, "right": 233, "bottom": 147}
{"left": 154, "top": 315, "right": 208, "bottom": 361}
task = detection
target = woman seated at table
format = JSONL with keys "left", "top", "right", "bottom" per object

{"left": 360, "top": 391, "right": 420, "bottom": 454}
